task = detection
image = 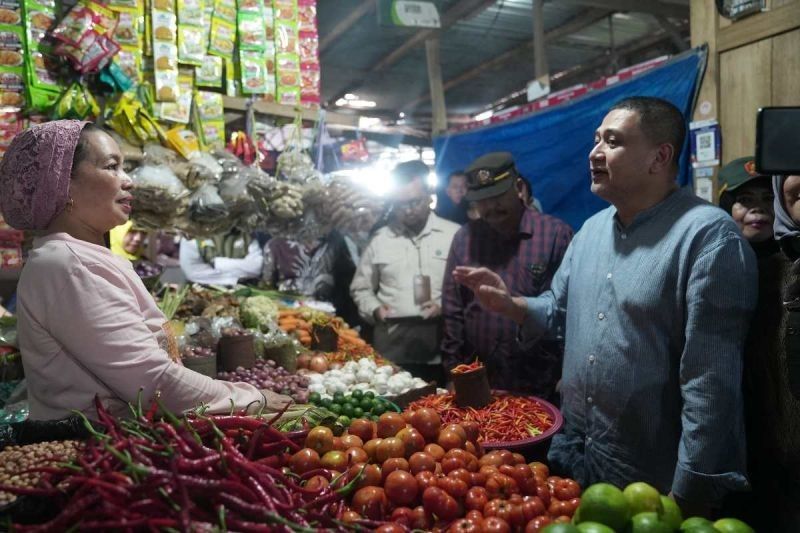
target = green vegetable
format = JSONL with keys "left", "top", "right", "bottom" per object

{"left": 239, "top": 295, "right": 279, "bottom": 331}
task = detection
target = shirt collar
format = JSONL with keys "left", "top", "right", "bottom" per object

{"left": 612, "top": 187, "right": 685, "bottom": 233}
{"left": 518, "top": 207, "right": 539, "bottom": 237}
{"left": 392, "top": 212, "right": 441, "bottom": 239}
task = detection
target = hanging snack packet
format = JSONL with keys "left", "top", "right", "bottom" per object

{"left": 0, "top": 0, "right": 21, "bottom": 26}
{"left": 276, "top": 85, "right": 298, "bottom": 106}
{"left": 297, "top": 0, "right": 315, "bottom": 32}
{"left": 238, "top": 11, "right": 266, "bottom": 52}
{"left": 155, "top": 68, "right": 192, "bottom": 123}
{"left": 263, "top": 4, "right": 274, "bottom": 40}
{"left": 224, "top": 57, "right": 237, "bottom": 96}
{"left": 274, "top": 18, "right": 297, "bottom": 54}
{"left": 153, "top": 41, "right": 178, "bottom": 101}
{"left": 212, "top": 0, "right": 235, "bottom": 23}
{"left": 195, "top": 55, "right": 222, "bottom": 87}
{"left": 208, "top": 17, "right": 235, "bottom": 58}
{"left": 152, "top": 0, "right": 174, "bottom": 12}
{"left": 195, "top": 90, "right": 225, "bottom": 149}
{"left": 237, "top": 0, "right": 261, "bottom": 14}
{"left": 239, "top": 50, "right": 268, "bottom": 94}
{"left": 112, "top": 8, "right": 141, "bottom": 48}
{"left": 178, "top": 0, "right": 204, "bottom": 26}
{"left": 298, "top": 29, "right": 317, "bottom": 63}
{"left": 177, "top": 24, "right": 204, "bottom": 64}
{"left": 273, "top": 0, "right": 296, "bottom": 22}
{"left": 152, "top": 10, "right": 177, "bottom": 43}
{"left": 275, "top": 51, "right": 299, "bottom": 87}
{"left": 114, "top": 47, "right": 142, "bottom": 83}
{"left": 300, "top": 61, "right": 319, "bottom": 105}
{"left": 165, "top": 126, "right": 200, "bottom": 159}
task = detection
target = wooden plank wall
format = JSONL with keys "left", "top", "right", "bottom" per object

{"left": 691, "top": 0, "right": 800, "bottom": 198}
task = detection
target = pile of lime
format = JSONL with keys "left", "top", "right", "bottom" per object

{"left": 307, "top": 390, "right": 398, "bottom": 427}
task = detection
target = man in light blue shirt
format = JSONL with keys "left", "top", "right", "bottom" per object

{"left": 454, "top": 97, "right": 757, "bottom": 516}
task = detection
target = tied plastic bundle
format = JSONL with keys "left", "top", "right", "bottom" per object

{"left": 322, "top": 177, "right": 384, "bottom": 236}
{"left": 181, "top": 183, "right": 231, "bottom": 238}
{"left": 276, "top": 149, "right": 321, "bottom": 183}
{"left": 129, "top": 165, "right": 190, "bottom": 230}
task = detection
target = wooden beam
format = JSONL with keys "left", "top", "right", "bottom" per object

{"left": 222, "top": 96, "right": 360, "bottom": 127}
{"left": 327, "top": 0, "right": 496, "bottom": 105}
{"left": 425, "top": 38, "right": 448, "bottom": 135}
{"left": 403, "top": 8, "right": 609, "bottom": 109}
{"left": 653, "top": 15, "right": 689, "bottom": 51}
{"left": 532, "top": 0, "right": 549, "bottom": 80}
{"left": 320, "top": 0, "right": 375, "bottom": 53}
{"left": 372, "top": 0, "right": 497, "bottom": 72}
{"left": 559, "top": 0, "right": 687, "bottom": 18}
{"left": 717, "top": 2, "right": 800, "bottom": 53}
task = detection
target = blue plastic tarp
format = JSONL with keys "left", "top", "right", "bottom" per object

{"left": 433, "top": 49, "right": 706, "bottom": 230}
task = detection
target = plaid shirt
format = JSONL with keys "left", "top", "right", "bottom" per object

{"left": 441, "top": 208, "right": 573, "bottom": 398}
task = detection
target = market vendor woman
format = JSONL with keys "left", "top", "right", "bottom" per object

{"left": 0, "top": 120, "right": 289, "bottom": 420}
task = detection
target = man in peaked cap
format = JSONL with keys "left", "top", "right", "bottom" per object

{"left": 440, "top": 152, "right": 573, "bottom": 399}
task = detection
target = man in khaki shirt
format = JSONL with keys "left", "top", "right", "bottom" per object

{"left": 350, "top": 161, "right": 459, "bottom": 383}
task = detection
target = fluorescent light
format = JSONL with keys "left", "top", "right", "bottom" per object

{"left": 335, "top": 98, "right": 347, "bottom": 107}
{"left": 358, "top": 116, "right": 382, "bottom": 129}
{"left": 399, "top": 112, "right": 405, "bottom": 118}
{"left": 344, "top": 93, "right": 358, "bottom": 100}
{"left": 474, "top": 110, "right": 493, "bottom": 121}
{"left": 613, "top": 12, "right": 632, "bottom": 20}
{"left": 427, "top": 172, "right": 438, "bottom": 188}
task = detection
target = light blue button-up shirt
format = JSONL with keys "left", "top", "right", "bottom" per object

{"left": 522, "top": 187, "right": 757, "bottom": 503}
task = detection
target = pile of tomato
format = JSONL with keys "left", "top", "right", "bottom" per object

{"left": 286, "top": 407, "right": 581, "bottom": 532}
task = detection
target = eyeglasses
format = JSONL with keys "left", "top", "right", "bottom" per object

{"left": 392, "top": 196, "right": 430, "bottom": 211}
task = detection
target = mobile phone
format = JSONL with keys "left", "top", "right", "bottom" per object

{"left": 755, "top": 107, "right": 800, "bottom": 175}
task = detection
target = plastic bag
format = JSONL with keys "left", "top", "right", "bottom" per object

{"left": 184, "top": 183, "right": 231, "bottom": 237}
{"left": 130, "top": 165, "right": 191, "bottom": 230}
{"left": 0, "top": 317, "right": 17, "bottom": 348}
{"left": 142, "top": 142, "right": 181, "bottom": 167}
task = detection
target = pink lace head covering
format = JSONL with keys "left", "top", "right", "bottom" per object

{"left": 0, "top": 120, "right": 89, "bottom": 230}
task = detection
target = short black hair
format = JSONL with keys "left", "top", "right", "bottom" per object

{"left": 447, "top": 170, "right": 466, "bottom": 184}
{"left": 71, "top": 123, "right": 103, "bottom": 176}
{"left": 393, "top": 160, "right": 430, "bottom": 186}
{"left": 609, "top": 97, "right": 686, "bottom": 165}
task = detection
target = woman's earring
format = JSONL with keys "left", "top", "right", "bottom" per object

{"left": 66, "top": 197, "right": 74, "bottom": 213}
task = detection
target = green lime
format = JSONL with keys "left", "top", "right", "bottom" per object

{"left": 341, "top": 402, "right": 355, "bottom": 417}
{"left": 308, "top": 392, "right": 321, "bottom": 404}
{"left": 329, "top": 403, "right": 342, "bottom": 415}
{"left": 541, "top": 525, "right": 581, "bottom": 533}
{"left": 360, "top": 398, "right": 373, "bottom": 411}
{"left": 683, "top": 525, "right": 719, "bottom": 533}
{"left": 659, "top": 495, "right": 682, "bottom": 530}
{"left": 624, "top": 482, "right": 663, "bottom": 516}
{"left": 630, "top": 512, "right": 672, "bottom": 533}
{"left": 351, "top": 389, "right": 363, "bottom": 400}
{"left": 333, "top": 391, "right": 345, "bottom": 403}
{"left": 336, "top": 415, "right": 351, "bottom": 427}
{"left": 576, "top": 522, "right": 615, "bottom": 533}
{"left": 371, "top": 403, "right": 386, "bottom": 416}
{"left": 363, "top": 391, "right": 375, "bottom": 400}
{"left": 680, "top": 517, "right": 713, "bottom": 531}
{"left": 353, "top": 407, "right": 364, "bottom": 418}
{"left": 713, "top": 518, "right": 755, "bottom": 533}
{"left": 320, "top": 397, "right": 333, "bottom": 408}
{"left": 575, "top": 483, "right": 630, "bottom": 531}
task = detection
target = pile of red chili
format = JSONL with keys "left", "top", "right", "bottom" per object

{"left": 0, "top": 396, "right": 361, "bottom": 532}
{"left": 450, "top": 360, "right": 483, "bottom": 374}
{"left": 406, "top": 393, "right": 554, "bottom": 444}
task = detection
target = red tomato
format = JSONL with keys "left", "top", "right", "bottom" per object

{"left": 479, "top": 465, "right": 499, "bottom": 476}
{"left": 565, "top": 498, "right": 581, "bottom": 516}
{"left": 422, "top": 486, "right": 461, "bottom": 521}
{"left": 376, "top": 437, "right": 406, "bottom": 463}
{"left": 320, "top": 450, "right": 348, "bottom": 472}
{"left": 465, "top": 486, "right": 489, "bottom": 511}
{"left": 304, "top": 474, "right": 329, "bottom": 493}
{"left": 496, "top": 450, "right": 515, "bottom": 466}
{"left": 348, "top": 419, "right": 375, "bottom": 443}
{"left": 441, "top": 456, "right": 466, "bottom": 474}
{"left": 363, "top": 438, "right": 382, "bottom": 462}
{"left": 524, "top": 515, "right": 552, "bottom": 533}
{"left": 448, "top": 467, "right": 472, "bottom": 485}
{"left": 465, "top": 509, "right": 484, "bottom": 523}
{"left": 485, "top": 473, "right": 520, "bottom": 499}
{"left": 396, "top": 427, "right": 426, "bottom": 457}
{"left": 340, "top": 510, "right": 361, "bottom": 524}
{"left": 415, "top": 470, "right": 438, "bottom": 493}
{"left": 536, "top": 483, "right": 551, "bottom": 507}
{"left": 483, "top": 516, "right": 511, "bottom": 533}
{"left": 288, "top": 448, "right": 320, "bottom": 475}
{"left": 384, "top": 470, "right": 418, "bottom": 507}
{"left": 470, "top": 471, "right": 487, "bottom": 487}
{"left": 438, "top": 476, "right": 469, "bottom": 500}
{"left": 548, "top": 498, "right": 570, "bottom": 518}
{"left": 411, "top": 505, "right": 433, "bottom": 530}
{"left": 528, "top": 462, "right": 549, "bottom": 478}
{"left": 460, "top": 420, "right": 480, "bottom": 443}
{"left": 424, "top": 443, "right": 446, "bottom": 461}
{"left": 410, "top": 408, "right": 442, "bottom": 441}
{"left": 443, "top": 423, "right": 468, "bottom": 441}
{"left": 498, "top": 464, "right": 516, "bottom": 478}
{"left": 376, "top": 525, "right": 406, "bottom": 533}
{"left": 553, "top": 478, "right": 581, "bottom": 501}
{"left": 521, "top": 496, "right": 546, "bottom": 520}
{"left": 340, "top": 433, "right": 364, "bottom": 449}
{"left": 390, "top": 506, "right": 415, "bottom": 526}
{"left": 349, "top": 462, "right": 382, "bottom": 488}
{"left": 381, "top": 457, "right": 410, "bottom": 481}
{"left": 553, "top": 515, "right": 572, "bottom": 523}
{"left": 377, "top": 412, "right": 407, "bottom": 438}
{"left": 448, "top": 518, "right": 482, "bottom": 532}
{"left": 464, "top": 441, "right": 478, "bottom": 456}
{"left": 546, "top": 476, "right": 563, "bottom": 491}
{"left": 479, "top": 451, "right": 504, "bottom": 467}
{"left": 351, "top": 486, "right": 388, "bottom": 520}
{"left": 305, "top": 427, "right": 334, "bottom": 455}
{"left": 345, "top": 446, "right": 369, "bottom": 466}
{"left": 409, "top": 451, "right": 437, "bottom": 475}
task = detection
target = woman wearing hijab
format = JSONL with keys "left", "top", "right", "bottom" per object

{"left": 109, "top": 220, "right": 147, "bottom": 261}
{"left": 0, "top": 121, "right": 290, "bottom": 421}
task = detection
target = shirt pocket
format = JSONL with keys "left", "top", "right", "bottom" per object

{"left": 524, "top": 262, "right": 550, "bottom": 295}
{"left": 373, "top": 247, "right": 409, "bottom": 287}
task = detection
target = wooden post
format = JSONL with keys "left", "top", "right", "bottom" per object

{"left": 425, "top": 37, "right": 448, "bottom": 135}
{"left": 532, "top": 0, "right": 549, "bottom": 82}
